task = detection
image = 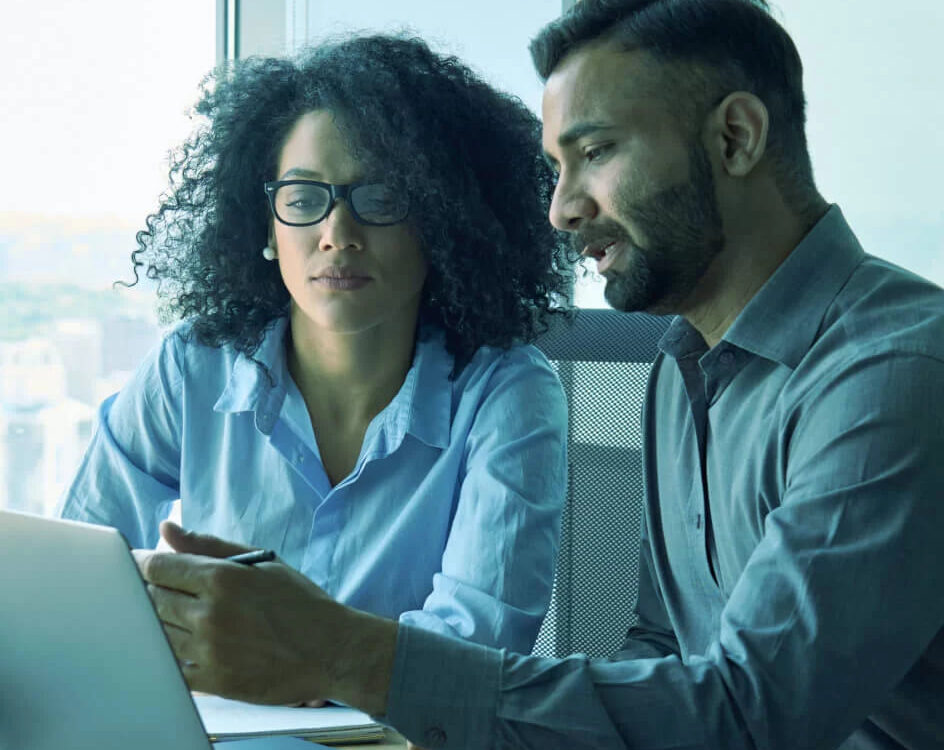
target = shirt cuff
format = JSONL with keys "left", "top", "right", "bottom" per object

{"left": 380, "top": 622, "right": 503, "bottom": 749}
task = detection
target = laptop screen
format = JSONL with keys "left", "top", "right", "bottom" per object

{"left": 0, "top": 509, "right": 212, "bottom": 750}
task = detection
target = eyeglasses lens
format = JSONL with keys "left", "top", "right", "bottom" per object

{"left": 274, "top": 184, "right": 332, "bottom": 225}
{"left": 272, "top": 183, "right": 407, "bottom": 226}
{"left": 350, "top": 184, "right": 408, "bottom": 225}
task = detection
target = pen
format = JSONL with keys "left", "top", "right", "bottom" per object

{"left": 226, "top": 549, "right": 276, "bottom": 566}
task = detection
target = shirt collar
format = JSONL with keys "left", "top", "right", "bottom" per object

{"left": 213, "top": 317, "right": 290, "bottom": 418}
{"left": 659, "top": 205, "right": 865, "bottom": 368}
{"left": 723, "top": 205, "right": 864, "bottom": 368}
{"left": 213, "top": 318, "right": 453, "bottom": 449}
{"left": 380, "top": 328, "right": 453, "bottom": 450}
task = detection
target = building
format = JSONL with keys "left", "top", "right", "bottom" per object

{"left": 0, "top": 337, "right": 95, "bottom": 514}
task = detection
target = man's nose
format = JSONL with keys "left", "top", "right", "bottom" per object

{"left": 549, "top": 173, "right": 597, "bottom": 233}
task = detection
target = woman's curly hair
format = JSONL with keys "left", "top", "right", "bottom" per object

{"left": 131, "top": 33, "right": 576, "bottom": 371}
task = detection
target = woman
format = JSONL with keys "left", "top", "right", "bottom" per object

{"left": 59, "top": 34, "right": 574, "bottom": 655}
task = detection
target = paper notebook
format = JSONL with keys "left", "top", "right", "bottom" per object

{"left": 195, "top": 695, "right": 385, "bottom": 744}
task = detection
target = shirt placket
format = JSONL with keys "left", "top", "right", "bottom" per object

{"left": 676, "top": 354, "right": 720, "bottom": 589}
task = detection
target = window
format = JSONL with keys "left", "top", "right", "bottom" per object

{"left": 285, "top": 0, "right": 561, "bottom": 114}
{"left": 0, "top": 0, "right": 215, "bottom": 513}
{"left": 778, "top": 0, "right": 943, "bottom": 288}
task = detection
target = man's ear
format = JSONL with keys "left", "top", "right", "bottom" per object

{"left": 707, "top": 91, "right": 769, "bottom": 178}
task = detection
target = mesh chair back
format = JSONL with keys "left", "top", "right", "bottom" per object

{"left": 532, "top": 308, "right": 670, "bottom": 658}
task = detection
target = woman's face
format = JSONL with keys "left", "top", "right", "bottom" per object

{"left": 269, "top": 109, "right": 427, "bottom": 340}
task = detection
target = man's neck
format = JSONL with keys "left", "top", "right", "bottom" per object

{"left": 681, "top": 197, "right": 828, "bottom": 348}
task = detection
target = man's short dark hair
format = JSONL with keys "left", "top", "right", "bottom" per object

{"left": 531, "top": 0, "right": 818, "bottom": 213}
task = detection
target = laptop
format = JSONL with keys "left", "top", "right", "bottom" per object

{"left": 0, "top": 509, "right": 320, "bottom": 750}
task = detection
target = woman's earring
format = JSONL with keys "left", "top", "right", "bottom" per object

{"left": 262, "top": 246, "right": 277, "bottom": 261}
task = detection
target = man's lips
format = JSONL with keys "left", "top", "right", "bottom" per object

{"left": 582, "top": 239, "right": 626, "bottom": 275}
{"left": 581, "top": 239, "right": 617, "bottom": 261}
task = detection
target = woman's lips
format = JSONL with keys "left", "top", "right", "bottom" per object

{"left": 312, "top": 276, "right": 371, "bottom": 291}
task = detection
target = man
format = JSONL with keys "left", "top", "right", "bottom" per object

{"left": 138, "top": 1, "right": 944, "bottom": 747}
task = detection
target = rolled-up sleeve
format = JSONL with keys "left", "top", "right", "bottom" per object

{"left": 398, "top": 347, "right": 568, "bottom": 654}
{"left": 385, "top": 350, "right": 944, "bottom": 749}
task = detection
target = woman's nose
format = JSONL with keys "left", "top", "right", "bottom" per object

{"left": 317, "top": 199, "right": 363, "bottom": 252}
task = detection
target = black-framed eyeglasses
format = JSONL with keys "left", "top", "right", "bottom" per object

{"left": 263, "top": 179, "right": 409, "bottom": 227}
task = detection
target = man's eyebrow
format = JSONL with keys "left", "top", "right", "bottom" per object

{"left": 543, "top": 121, "right": 617, "bottom": 168}
{"left": 557, "top": 121, "right": 616, "bottom": 148}
{"left": 279, "top": 167, "right": 323, "bottom": 180}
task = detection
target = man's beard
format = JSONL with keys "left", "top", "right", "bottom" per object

{"left": 576, "top": 142, "right": 725, "bottom": 315}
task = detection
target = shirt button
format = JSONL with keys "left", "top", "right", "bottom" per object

{"left": 422, "top": 726, "right": 447, "bottom": 747}
{"left": 719, "top": 350, "right": 735, "bottom": 366}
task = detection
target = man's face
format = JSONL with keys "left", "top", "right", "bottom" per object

{"left": 541, "top": 43, "right": 725, "bottom": 315}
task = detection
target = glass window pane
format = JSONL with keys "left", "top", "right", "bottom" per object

{"left": 294, "top": 0, "right": 561, "bottom": 114}
{"left": 0, "top": 0, "right": 215, "bottom": 514}
{"left": 781, "top": 0, "right": 944, "bottom": 288}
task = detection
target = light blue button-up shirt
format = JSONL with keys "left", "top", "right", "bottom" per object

{"left": 384, "top": 207, "right": 944, "bottom": 749}
{"left": 59, "top": 319, "right": 567, "bottom": 653}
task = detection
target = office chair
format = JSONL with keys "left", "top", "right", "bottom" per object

{"left": 532, "top": 308, "right": 671, "bottom": 658}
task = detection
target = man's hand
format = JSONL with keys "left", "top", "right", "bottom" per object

{"left": 133, "top": 523, "right": 397, "bottom": 716}
{"left": 157, "top": 520, "right": 251, "bottom": 558}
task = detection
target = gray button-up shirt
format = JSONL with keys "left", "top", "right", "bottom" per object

{"left": 384, "top": 206, "right": 944, "bottom": 749}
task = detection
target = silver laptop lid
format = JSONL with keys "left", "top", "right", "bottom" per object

{"left": 0, "top": 510, "right": 212, "bottom": 750}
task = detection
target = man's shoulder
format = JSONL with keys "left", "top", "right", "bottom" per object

{"left": 777, "top": 257, "right": 944, "bottom": 417}
{"left": 815, "top": 254, "right": 944, "bottom": 363}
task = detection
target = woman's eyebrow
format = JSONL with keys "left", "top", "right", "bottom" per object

{"left": 280, "top": 167, "right": 323, "bottom": 180}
